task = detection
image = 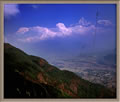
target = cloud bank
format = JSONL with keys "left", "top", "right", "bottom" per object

{"left": 16, "top": 17, "right": 112, "bottom": 42}
{"left": 98, "top": 20, "right": 112, "bottom": 26}
{"left": 4, "top": 4, "right": 20, "bottom": 18}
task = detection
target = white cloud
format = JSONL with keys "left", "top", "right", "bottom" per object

{"left": 97, "top": 20, "right": 112, "bottom": 26}
{"left": 16, "top": 17, "right": 111, "bottom": 42}
{"left": 17, "top": 27, "right": 30, "bottom": 34}
{"left": 56, "top": 23, "right": 72, "bottom": 35}
{"left": 71, "top": 25, "right": 95, "bottom": 34}
{"left": 4, "top": 4, "right": 20, "bottom": 18}
{"left": 18, "top": 36, "right": 39, "bottom": 42}
{"left": 17, "top": 26, "right": 57, "bottom": 42}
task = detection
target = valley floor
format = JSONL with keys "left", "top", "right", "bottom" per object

{"left": 49, "top": 56, "right": 116, "bottom": 90}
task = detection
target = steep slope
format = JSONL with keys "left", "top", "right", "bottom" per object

{"left": 4, "top": 43, "right": 116, "bottom": 98}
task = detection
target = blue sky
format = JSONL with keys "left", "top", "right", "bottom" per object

{"left": 4, "top": 4, "right": 116, "bottom": 60}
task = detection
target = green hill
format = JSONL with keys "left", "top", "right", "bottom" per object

{"left": 4, "top": 43, "right": 116, "bottom": 98}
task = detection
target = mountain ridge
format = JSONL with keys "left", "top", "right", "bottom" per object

{"left": 4, "top": 43, "right": 116, "bottom": 98}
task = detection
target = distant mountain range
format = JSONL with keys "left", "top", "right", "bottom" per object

{"left": 4, "top": 43, "right": 116, "bottom": 98}
{"left": 96, "top": 49, "right": 116, "bottom": 67}
{"left": 78, "top": 48, "right": 116, "bottom": 66}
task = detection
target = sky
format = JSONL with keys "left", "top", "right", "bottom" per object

{"left": 4, "top": 4, "right": 116, "bottom": 61}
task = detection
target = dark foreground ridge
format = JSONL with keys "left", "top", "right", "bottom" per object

{"left": 4, "top": 43, "right": 116, "bottom": 98}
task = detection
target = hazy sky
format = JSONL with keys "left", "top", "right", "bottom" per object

{"left": 4, "top": 4, "right": 116, "bottom": 60}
